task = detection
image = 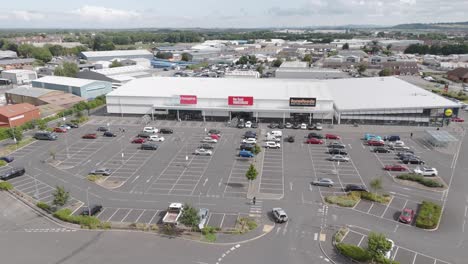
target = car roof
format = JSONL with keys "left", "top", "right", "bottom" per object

{"left": 273, "top": 208, "right": 286, "bottom": 214}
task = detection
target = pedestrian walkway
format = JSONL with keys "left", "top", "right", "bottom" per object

{"left": 249, "top": 200, "right": 263, "bottom": 218}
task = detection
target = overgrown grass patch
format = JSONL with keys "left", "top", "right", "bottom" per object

{"left": 397, "top": 173, "right": 443, "bottom": 188}
{"left": 0, "top": 160, "right": 7, "bottom": 167}
{"left": 336, "top": 243, "right": 371, "bottom": 262}
{"left": 360, "top": 192, "right": 391, "bottom": 204}
{"left": 415, "top": 201, "right": 442, "bottom": 229}
{"left": 325, "top": 192, "right": 361, "bottom": 207}
{"left": 0, "top": 138, "right": 35, "bottom": 156}
{"left": 0, "top": 181, "right": 13, "bottom": 191}
{"left": 53, "top": 208, "right": 101, "bottom": 229}
{"left": 87, "top": 174, "right": 104, "bottom": 182}
{"left": 36, "top": 202, "right": 52, "bottom": 212}
{"left": 235, "top": 217, "right": 258, "bottom": 234}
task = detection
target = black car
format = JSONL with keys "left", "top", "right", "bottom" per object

{"left": 328, "top": 142, "right": 346, "bottom": 149}
{"left": 240, "top": 143, "right": 255, "bottom": 151}
{"left": 81, "top": 205, "right": 103, "bottom": 216}
{"left": 286, "top": 136, "right": 295, "bottom": 143}
{"left": 66, "top": 123, "right": 79, "bottom": 128}
{"left": 137, "top": 132, "right": 151, "bottom": 138}
{"left": 141, "top": 143, "right": 158, "bottom": 150}
{"left": 0, "top": 156, "right": 14, "bottom": 163}
{"left": 277, "top": 123, "right": 285, "bottom": 129}
{"left": 97, "top": 126, "right": 108, "bottom": 132}
{"left": 159, "top": 128, "right": 174, "bottom": 134}
{"left": 244, "top": 131, "right": 257, "bottom": 138}
{"left": 397, "top": 150, "right": 415, "bottom": 156}
{"left": 402, "top": 156, "right": 425, "bottom": 164}
{"left": 292, "top": 123, "right": 301, "bottom": 129}
{"left": 344, "top": 184, "right": 368, "bottom": 192}
{"left": 0, "top": 167, "right": 25, "bottom": 180}
{"left": 285, "top": 123, "right": 293, "bottom": 129}
{"left": 251, "top": 123, "right": 258, "bottom": 128}
{"left": 237, "top": 122, "right": 245, "bottom": 128}
{"left": 199, "top": 144, "right": 214, "bottom": 150}
{"left": 398, "top": 152, "right": 418, "bottom": 159}
{"left": 373, "top": 147, "right": 390, "bottom": 153}
{"left": 329, "top": 149, "right": 348, "bottom": 155}
{"left": 307, "top": 124, "right": 315, "bottom": 130}
{"left": 307, "top": 133, "right": 324, "bottom": 139}
{"left": 268, "top": 123, "right": 279, "bottom": 129}
{"left": 103, "top": 131, "right": 117, "bottom": 137}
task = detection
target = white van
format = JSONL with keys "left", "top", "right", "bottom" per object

{"left": 265, "top": 134, "right": 281, "bottom": 142}
{"left": 270, "top": 130, "right": 283, "bottom": 137}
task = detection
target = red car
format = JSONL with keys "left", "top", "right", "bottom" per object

{"left": 368, "top": 140, "right": 384, "bottom": 146}
{"left": 384, "top": 164, "right": 408, "bottom": 171}
{"left": 132, "top": 138, "right": 146, "bottom": 144}
{"left": 82, "top": 133, "right": 97, "bottom": 139}
{"left": 399, "top": 208, "right": 415, "bottom": 224}
{"left": 53, "top": 127, "right": 67, "bottom": 133}
{"left": 210, "top": 134, "right": 220, "bottom": 140}
{"left": 305, "top": 138, "right": 324, "bottom": 144}
{"left": 325, "top": 134, "right": 340, "bottom": 140}
{"left": 451, "top": 117, "right": 464, "bottom": 123}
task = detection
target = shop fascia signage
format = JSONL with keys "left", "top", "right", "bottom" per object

{"left": 179, "top": 95, "right": 197, "bottom": 105}
{"left": 289, "top": 97, "right": 316, "bottom": 107}
{"left": 228, "top": 96, "right": 254, "bottom": 106}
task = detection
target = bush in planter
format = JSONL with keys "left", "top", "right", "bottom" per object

{"left": 36, "top": 202, "right": 51, "bottom": 212}
{"left": 415, "top": 201, "right": 442, "bottom": 229}
{"left": 396, "top": 174, "right": 443, "bottom": 188}
{"left": 336, "top": 243, "right": 371, "bottom": 262}
{"left": 0, "top": 181, "right": 13, "bottom": 191}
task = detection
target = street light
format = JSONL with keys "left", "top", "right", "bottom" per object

{"left": 86, "top": 187, "right": 90, "bottom": 211}
{"left": 63, "top": 117, "right": 70, "bottom": 159}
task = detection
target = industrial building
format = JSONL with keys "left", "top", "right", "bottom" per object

{"left": 77, "top": 65, "right": 153, "bottom": 88}
{"left": 106, "top": 76, "right": 461, "bottom": 126}
{"left": 1, "top": 69, "right": 37, "bottom": 84}
{"left": 275, "top": 61, "right": 349, "bottom": 79}
{"left": 225, "top": 70, "right": 260, "bottom": 79}
{"left": 32, "top": 76, "right": 112, "bottom": 100}
{"left": 0, "top": 103, "right": 40, "bottom": 128}
{"left": 79, "top": 50, "right": 154, "bottom": 61}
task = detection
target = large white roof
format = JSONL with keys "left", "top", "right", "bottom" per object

{"left": 93, "top": 65, "right": 149, "bottom": 76}
{"left": 108, "top": 77, "right": 333, "bottom": 101}
{"left": 328, "top": 77, "right": 460, "bottom": 111}
{"left": 33, "top": 76, "right": 99, "bottom": 87}
{"left": 81, "top": 49, "right": 152, "bottom": 58}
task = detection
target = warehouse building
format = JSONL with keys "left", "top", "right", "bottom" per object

{"left": 79, "top": 50, "right": 154, "bottom": 61}
{"left": 32, "top": 76, "right": 112, "bottom": 100}
{"left": 106, "top": 76, "right": 461, "bottom": 126}
{"left": 77, "top": 65, "right": 153, "bottom": 89}
{"left": 275, "top": 61, "right": 349, "bottom": 79}
{"left": 6, "top": 86, "right": 85, "bottom": 110}
{"left": 0, "top": 103, "right": 40, "bottom": 128}
{"left": 1, "top": 69, "right": 37, "bottom": 84}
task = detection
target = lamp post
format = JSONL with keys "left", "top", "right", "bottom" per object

{"left": 86, "top": 187, "right": 90, "bottom": 211}
{"left": 63, "top": 117, "right": 70, "bottom": 159}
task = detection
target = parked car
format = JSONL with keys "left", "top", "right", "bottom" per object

{"left": 97, "top": 126, "right": 108, "bottom": 132}
{"left": 53, "top": 127, "right": 67, "bottom": 133}
{"left": 251, "top": 122, "right": 258, "bottom": 128}
{"left": 307, "top": 123, "right": 316, "bottom": 130}
{"left": 364, "top": 134, "right": 382, "bottom": 141}
{"left": 292, "top": 123, "right": 301, "bottom": 129}
{"left": 59, "top": 124, "right": 71, "bottom": 130}
{"left": 325, "top": 134, "right": 340, "bottom": 140}
{"left": 195, "top": 149, "right": 213, "bottom": 156}
{"left": 90, "top": 168, "right": 111, "bottom": 176}
{"left": 307, "top": 132, "right": 324, "bottom": 139}
{"left": 285, "top": 122, "right": 293, "bottom": 129}
{"left": 396, "top": 150, "right": 415, "bottom": 156}
{"left": 384, "top": 239, "right": 395, "bottom": 259}
{"left": 402, "top": 156, "right": 425, "bottom": 165}
{"left": 277, "top": 123, "right": 285, "bottom": 129}
{"left": 245, "top": 121, "right": 252, "bottom": 128}
{"left": 208, "top": 129, "right": 221, "bottom": 135}
{"left": 66, "top": 123, "right": 79, "bottom": 128}
{"left": 0, "top": 167, "right": 25, "bottom": 180}
{"left": 201, "top": 137, "right": 217, "bottom": 143}
{"left": 239, "top": 150, "right": 254, "bottom": 158}
{"left": 132, "top": 138, "right": 146, "bottom": 144}
{"left": 272, "top": 208, "right": 288, "bottom": 223}
{"left": 209, "top": 134, "right": 220, "bottom": 140}
{"left": 81, "top": 205, "right": 103, "bottom": 216}
{"left": 399, "top": 208, "right": 415, "bottom": 224}
{"left": 143, "top": 127, "right": 158, "bottom": 133}
{"left": 387, "top": 141, "right": 405, "bottom": 149}
{"left": 384, "top": 164, "right": 408, "bottom": 171}
{"left": 312, "top": 178, "right": 334, "bottom": 187}
{"left": 264, "top": 141, "right": 281, "bottom": 149}
{"left": 149, "top": 135, "right": 165, "bottom": 142}
{"left": 329, "top": 155, "right": 350, "bottom": 162}
{"left": 414, "top": 166, "right": 438, "bottom": 176}
{"left": 242, "top": 138, "right": 257, "bottom": 144}
{"left": 82, "top": 133, "right": 97, "bottom": 139}
{"left": 237, "top": 122, "right": 245, "bottom": 128}
{"left": 314, "top": 123, "right": 323, "bottom": 130}
{"left": 328, "top": 142, "right": 346, "bottom": 149}
{"left": 159, "top": 128, "right": 174, "bottom": 134}
{"left": 240, "top": 143, "right": 255, "bottom": 152}
{"left": 199, "top": 144, "right": 214, "bottom": 150}
{"left": 141, "top": 143, "right": 158, "bottom": 150}
{"left": 268, "top": 123, "right": 279, "bottom": 129}
{"left": 198, "top": 208, "right": 209, "bottom": 230}
{"left": 305, "top": 138, "right": 324, "bottom": 144}
{"left": 384, "top": 135, "right": 400, "bottom": 141}
{"left": 329, "top": 149, "right": 348, "bottom": 155}
{"left": 451, "top": 117, "right": 464, "bottom": 122}
{"left": 0, "top": 156, "right": 14, "bottom": 163}
{"left": 244, "top": 131, "right": 257, "bottom": 138}
{"left": 300, "top": 123, "right": 307, "bottom": 129}
{"left": 344, "top": 184, "right": 368, "bottom": 192}
{"left": 286, "top": 136, "right": 295, "bottom": 143}
{"left": 270, "top": 131, "right": 283, "bottom": 137}
{"left": 103, "top": 131, "right": 117, "bottom": 137}
{"left": 372, "top": 147, "right": 390, "bottom": 153}
{"left": 368, "top": 140, "right": 385, "bottom": 146}
{"left": 137, "top": 132, "right": 151, "bottom": 138}
{"left": 392, "top": 146, "right": 411, "bottom": 152}
{"left": 34, "top": 131, "right": 57, "bottom": 140}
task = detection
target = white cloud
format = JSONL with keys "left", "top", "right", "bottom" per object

{"left": 72, "top": 5, "right": 140, "bottom": 23}
{"left": 10, "top": 11, "right": 45, "bottom": 21}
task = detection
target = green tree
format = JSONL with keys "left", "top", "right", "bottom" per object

{"left": 367, "top": 232, "right": 392, "bottom": 261}
{"left": 248, "top": 55, "right": 257, "bottom": 64}
{"left": 179, "top": 204, "right": 200, "bottom": 230}
{"left": 7, "top": 127, "right": 23, "bottom": 142}
{"left": 342, "top": 43, "right": 349, "bottom": 50}
{"left": 357, "top": 63, "right": 367, "bottom": 75}
{"left": 109, "top": 60, "right": 123, "bottom": 68}
{"left": 18, "top": 44, "right": 35, "bottom": 58}
{"left": 32, "top": 47, "right": 53, "bottom": 62}
{"left": 236, "top": 55, "right": 249, "bottom": 65}
{"left": 47, "top": 45, "right": 65, "bottom": 56}
{"left": 272, "top": 59, "right": 283, "bottom": 67}
{"left": 52, "top": 186, "right": 70, "bottom": 207}
{"left": 370, "top": 177, "right": 383, "bottom": 193}
{"left": 377, "top": 31, "right": 385, "bottom": 38}
{"left": 181, "top": 52, "right": 193, "bottom": 62}
{"left": 302, "top": 54, "right": 312, "bottom": 63}
{"left": 54, "top": 62, "right": 79, "bottom": 77}
{"left": 256, "top": 65, "right": 264, "bottom": 75}
{"left": 156, "top": 51, "right": 173, "bottom": 60}
{"left": 386, "top": 44, "right": 392, "bottom": 51}
{"left": 245, "top": 164, "right": 258, "bottom": 182}
{"left": 379, "top": 68, "right": 393, "bottom": 76}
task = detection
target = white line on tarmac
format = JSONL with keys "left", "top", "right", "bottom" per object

{"left": 131, "top": 175, "right": 140, "bottom": 183}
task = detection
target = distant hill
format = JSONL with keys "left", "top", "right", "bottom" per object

{"left": 393, "top": 21, "right": 468, "bottom": 30}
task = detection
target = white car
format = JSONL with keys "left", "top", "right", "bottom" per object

{"left": 269, "top": 130, "right": 283, "bottom": 137}
{"left": 315, "top": 123, "right": 323, "bottom": 130}
{"left": 329, "top": 155, "right": 350, "bottom": 162}
{"left": 149, "top": 135, "right": 165, "bottom": 142}
{"left": 384, "top": 239, "right": 395, "bottom": 259}
{"left": 300, "top": 123, "right": 307, "bottom": 129}
{"left": 194, "top": 148, "right": 213, "bottom": 156}
{"left": 59, "top": 124, "right": 71, "bottom": 130}
{"left": 388, "top": 140, "right": 405, "bottom": 148}
{"left": 143, "top": 127, "right": 158, "bottom": 133}
{"left": 242, "top": 138, "right": 257, "bottom": 144}
{"left": 264, "top": 141, "right": 281, "bottom": 149}
{"left": 245, "top": 121, "right": 252, "bottom": 128}
{"left": 265, "top": 135, "right": 281, "bottom": 142}
{"left": 201, "top": 137, "right": 217, "bottom": 143}
{"left": 414, "top": 166, "right": 438, "bottom": 176}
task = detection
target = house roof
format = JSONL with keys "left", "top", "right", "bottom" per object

{"left": 0, "top": 103, "right": 38, "bottom": 118}
{"left": 447, "top": 67, "right": 468, "bottom": 78}
{"left": 33, "top": 76, "right": 98, "bottom": 87}
{"left": 0, "top": 58, "right": 35, "bottom": 66}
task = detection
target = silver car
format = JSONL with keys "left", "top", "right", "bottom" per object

{"left": 329, "top": 155, "right": 350, "bottom": 162}
{"left": 312, "top": 178, "right": 334, "bottom": 187}
{"left": 194, "top": 148, "right": 213, "bottom": 156}
{"left": 90, "top": 168, "right": 111, "bottom": 176}
{"left": 272, "top": 208, "right": 288, "bottom": 223}
{"left": 198, "top": 208, "right": 209, "bottom": 230}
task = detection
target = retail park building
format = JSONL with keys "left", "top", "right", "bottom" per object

{"left": 106, "top": 76, "right": 461, "bottom": 126}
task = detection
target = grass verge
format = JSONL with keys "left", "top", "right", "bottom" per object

{"left": 0, "top": 138, "right": 35, "bottom": 156}
{"left": 415, "top": 201, "right": 442, "bottom": 229}
{"left": 234, "top": 217, "right": 257, "bottom": 234}
{"left": 360, "top": 192, "right": 392, "bottom": 204}
{"left": 325, "top": 192, "right": 361, "bottom": 207}
{"left": 202, "top": 226, "right": 218, "bottom": 242}
{"left": 87, "top": 174, "right": 104, "bottom": 182}
{"left": 336, "top": 243, "right": 371, "bottom": 262}
{"left": 0, "top": 181, "right": 13, "bottom": 191}
{"left": 0, "top": 160, "right": 7, "bottom": 167}
{"left": 396, "top": 173, "right": 443, "bottom": 188}
{"left": 36, "top": 202, "right": 52, "bottom": 212}
{"left": 53, "top": 208, "right": 104, "bottom": 229}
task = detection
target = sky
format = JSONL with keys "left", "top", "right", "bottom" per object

{"left": 0, "top": 0, "right": 467, "bottom": 28}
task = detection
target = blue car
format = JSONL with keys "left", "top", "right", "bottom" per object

{"left": 0, "top": 156, "right": 14, "bottom": 163}
{"left": 364, "top": 134, "right": 382, "bottom": 141}
{"left": 239, "top": 150, "right": 254, "bottom": 158}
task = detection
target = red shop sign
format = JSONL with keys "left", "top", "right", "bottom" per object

{"left": 180, "top": 95, "right": 197, "bottom": 105}
{"left": 228, "top": 96, "right": 254, "bottom": 106}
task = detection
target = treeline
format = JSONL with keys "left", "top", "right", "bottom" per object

{"left": 404, "top": 44, "right": 468, "bottom": 55}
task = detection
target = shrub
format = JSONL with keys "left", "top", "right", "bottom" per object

{"left": 334, "top": 227, "right": 348, "bottom": 243}
{"left": 53, "top": 208, "right": 101, "bottom": 229}
{"left": 415, "top": 201, "right": 442, "bottom": 229}
{"left": 87, "top": 175, "right": 103, "bottom": 182}
{"left": 336, "top": 243, "right": 371, "bottom": 262}
{"left": 325, "top": 192, "right": 361, "bottom": 207}
{"left": 202, "top": 226, "right": 218, "bottom": 242}
{"left": 396, "top": 174, "right": 443, "bottom": 188}
{"left": 0, "top": 181, "right": 13, "bottom": 191}
{"left": 36, "top": 202, "right": 51, "bottom": 212}
{"left": 360, "top": 192, "right": 391, "bottom": 204}
{"left": 0, "top": 160, "right": 7, "bottom": 167}
{"left": 100, "top": 222, "right": 111, "bottom": 229}
{"left": 253, "top": 144, "right": 261, "bottom": 155}
{"left": 236, "top": 217, "right": 258, "bottom": 233}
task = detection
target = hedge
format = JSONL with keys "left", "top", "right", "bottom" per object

{"left": 396, "top": 174, "right": 443, "bottom": 188}
{"left": 0, "top": 181, "right": 13, "bottom": 191}
{"left": 336, "top": 243, "right": 371, "bottom": 262}
{"left": 415, "top": 201, "right": 442, "bottom": 229}
{"left": 53, "top": 208, "right": 101, "bottom": 229}
{"left": 360, "top": 192, "right": 391, "bottom": 204}
{"left": 325, "top": 192, "right": 361, "bottom": 207}
{"left": 36, "top": 202, "right": 52, "bottom": 212}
